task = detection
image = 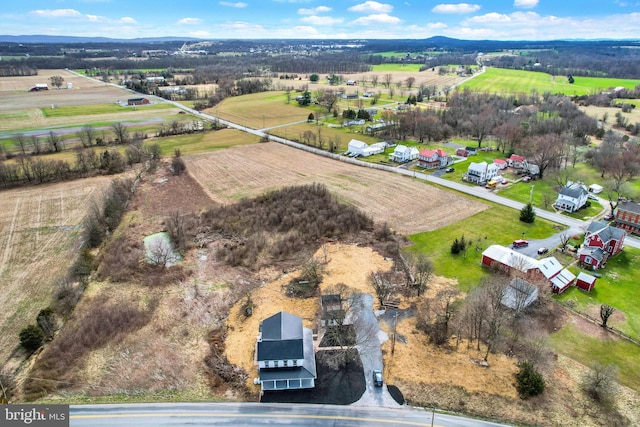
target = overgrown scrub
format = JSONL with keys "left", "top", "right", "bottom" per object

{"left": 97, "top": 235, "right": 188, "bottom": 286}
{"left": 23, "top": 294, "right": 156, "bottom": 399}
{"left": 84, "top": 178, "right": 134, "bottom": 248}
{"left": 197, "top": 183, "right": 373, "bottom": 268}
{"left": 203, "top": 327, "right": 249, "bottom": 395}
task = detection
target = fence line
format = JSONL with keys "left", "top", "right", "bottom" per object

{"left": 558, "top": 301, "right": 640, "bottom": 346}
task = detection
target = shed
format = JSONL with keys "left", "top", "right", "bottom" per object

{"left": 576, "top": 272, "right": 597, "bottom": 291}
{"left": 501, "top": 278, "right": 538, "bottom": 310}
{"left": 127, "top": 97, "right": 150, "bottom": 106}
{"left": 589, "top": 184, "right": 603, "bottom": 194}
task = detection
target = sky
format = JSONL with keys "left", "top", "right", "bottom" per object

{"left": 2, "top": 1, "right": 640, "bottom": 41}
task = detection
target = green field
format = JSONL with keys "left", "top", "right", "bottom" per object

{"left": 209, "top": 91, "right": 310, "bottom": 129}
{"left": 370, "top": 64, "right": 423, "bottom": 72}
{"left": 42, "top": 103, "right": 173, "bottom": 117}
{"left": 156, "top": 128, "right": 259, "bottom": 156}
{"left": 461, "top": 68, "right": 640, "bottom": 95}
{"left": 408, "top": 204, "right": 564, "bottom": 292}
{"left": 555, "top": 247, "right": 640, "bottom": 338}
{"left": 550, "top": 323, "right": 640, "bottom": 391}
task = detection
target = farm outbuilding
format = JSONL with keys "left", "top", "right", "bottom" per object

{"left": 576, "top": 272, "right": 597, "bottom": 292}
{"left": 501, "top": 278, "right": 538, "bottom": 310}
{"left": 127, "top": 97, "right": 150, "bottom": 106}
{"left": 347, "top": 139, "right": 385, "bottom": 157}
{"left": 29, "top": 83, "right": 49, "bottom": 92}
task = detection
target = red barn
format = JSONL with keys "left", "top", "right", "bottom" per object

{"left": 127, "top": 97, "right": 150, "bottom": 106}
{"left": 576, "top": 272, "right": 597, "bottom": 292}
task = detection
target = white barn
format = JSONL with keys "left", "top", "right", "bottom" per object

{"left": 347, "top": 139, "right": 386, "bottom": 157}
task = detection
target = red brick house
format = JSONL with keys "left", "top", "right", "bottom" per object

{"left": 614, "top": 201, "right": 640, "bottom": 235}
{"left": 576, "top": 272, "right": 597, "bottom": 292}
{"left": 417, "top": 148, "right": 452, "bottom": 169}
{"left": 456, "top": 148, "right": 469, "bottom": 157}
{"left": 578, "top": 221, "right": 626, "bottom": 269}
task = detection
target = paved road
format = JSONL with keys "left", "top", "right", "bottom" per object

{"left": 69, "top": 402, "right": 511, "bottom": 427}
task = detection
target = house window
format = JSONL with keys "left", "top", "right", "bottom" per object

{"left": 292, "top": 359, "right": 298, "bottom": 366}
{"left": 584, "top": 256, "right": 592, "bottom": 264}
{"left": 283, "top": 360, "right": 288, "bottom": 367}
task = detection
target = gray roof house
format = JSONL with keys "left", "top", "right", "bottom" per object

{"left": 554, "top": 181, "right": 588, "bottom": 213}
{"left": 501, "top": 278, "right": 538, "bottom": 310}
{"left": 256, "top": 312, "right": 316, "bottom": 391}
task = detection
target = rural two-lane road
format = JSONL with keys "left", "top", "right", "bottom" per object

{"left": 70, "top": 402, "right": 511, "bottom": 427}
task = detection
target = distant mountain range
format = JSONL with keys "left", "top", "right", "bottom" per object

{"left": 0, "top": 34, "right": 638, "bottom": 46}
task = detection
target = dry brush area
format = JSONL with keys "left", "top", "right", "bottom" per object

{"left": 185, "top": 142, "right": 488, "bottom": 235}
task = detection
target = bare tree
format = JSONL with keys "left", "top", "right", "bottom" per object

{"left": 28, "top": 135, "right": 42, "bottom": 155}
{"left": 369, "top": 271, "right": 395, "bottom": 308}
{"left": 406, "top": 252, "right": 434, "bottom": 296}
{"left": 383, "top": 73, "right": 393, "bottom": 88}
{"left": 405, "top": 76, "right": 415, "bottom": 90}
{"left": 13, "top": 133, "right": 28, "bottom": 156}
{"left": 581, "top": 362, "right": 619, "bottom": 405}
{"left": 146, "top": 236, "right": 179, "bottom": 267}
{"left": 600, "top": 304, "right": 615, "bottom": 328}
{"left": 111, "top": 122, "right": 130, "bottom": 144}
{"left": 559, "top": 232, "right": 571, "bottom": 252}
{"left": 46, "top": 131, "right": 62, "bottom": 153}
{"left": 371, "top": 74, "right": 379, "bottom": 87}
{"left": 49, "top": 75, "right": 64, "bottom": 89}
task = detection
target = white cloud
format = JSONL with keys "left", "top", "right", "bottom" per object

{"left": 352, "top": 13, "right": 401, "bottom": 25}
{"left": 29, "top": 9, "right": 83, "bottom": 18}
{"left": 219, "top": 1, "right": 248, "bottom": 8}
{"left": 118, "top": 17, "right": 137, "bottom": 24}
{"left": 292, "top": 25, "right": 320, "bottom": 35}
{"left": 177, "top": 17, "right": 203, "bottom": 25}
{"left": 514, "top": 0, "right": 539, "bottom": 8}
{"left": 427, "top": 22, "right": 448, "bottom": 29}
{"left": 298, "top": 6, "right": 331, "bottom": 15}
{"left": 219, "top": 21, "right": 265, "bottom": 32}
{"left": 432, "top": 3, "right": 481, "bottom": 14}
{"left": 348, "top": 1, "right": 393, "bottom": 14}
{"left": 300, "top": 15, "right": 343, "bottom": 25}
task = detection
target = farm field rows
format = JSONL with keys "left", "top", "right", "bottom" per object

{"left": 0, "top": 176, "right": 112, "bottom": 368}
{"left": 0, "top": 69, "right": 186, "bottom": 135}
{"left": 461, "top": 67, "right": 640, "bottom": 95}
{"left": 185, "top": 142, "right": 489, "bottom": 235}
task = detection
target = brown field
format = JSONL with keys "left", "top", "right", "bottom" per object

{"left": 185, "top": 142, "right": 489, "bottom": 235}
{"left": 0, "top": 70, "right": 184, "bottom": 133}
{"left": 0, "top": 177, "right": 112, "bottom": 369}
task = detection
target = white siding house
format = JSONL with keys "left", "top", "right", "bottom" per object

{"left": 465, "top": 161, "right": 498, "bottom": 185}
{"left": 390, "top": 145, "right": 419, "bottom": 163}
{"left": 554, "top": 181, "right": 588, "bottom": 213}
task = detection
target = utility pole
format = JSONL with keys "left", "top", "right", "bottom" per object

{"left": 391, "top": 311, "right": 398, "bottom": 355}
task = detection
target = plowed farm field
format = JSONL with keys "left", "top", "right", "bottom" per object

{"left": 186, "top": 143, "right": 488, "bottom": 235}
{"left": 0, "top": 177, "right": 111, "bottom": 368}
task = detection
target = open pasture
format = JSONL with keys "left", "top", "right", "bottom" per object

{"left": 0, "top": 176, "right": 112, "bottom": 368}
{"left": 185, "top": 142, "right": 489, "bottom": 235}
{"left": 461, "top": 67, "right": 640, "bottom": 95}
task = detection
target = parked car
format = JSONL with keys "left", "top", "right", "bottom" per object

{"left": 372, "top": 370, "right": 383, "bottom": 387}
{"left": 522, "top": 176, "right": 532, "bottom": 182}
{"left": 445, "top": 167, "right": 455, "bottom": 173}
{"left": 604, "top": 213, "right": 614, "bottom": 221}
{"left": 588, "top": 194, "right": 598, "bottom": 201}
{"left": 537, "top": 247, "right": 548, "bottom": 255}
{"left": 513, "top": 239, "right": 529, "bottom": 248}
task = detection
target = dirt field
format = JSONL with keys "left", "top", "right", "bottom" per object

{"left": 0, "top": 70, "right": 183, "bottom": 134}
{"left": 185, "top": 143, "right": 488, "bottom": 235}
{"left": 0, "top": 177, "right": 112, "bottom": 369}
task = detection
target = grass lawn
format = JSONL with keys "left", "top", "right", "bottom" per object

{"left": 550, "top": 323, "right": 640, "bottom": 392}
{"left": 555, "top": 247, "right": 640, "bottom": 338}
{"left": 461, "top": 68, "right": 640, "bottom": 96}
{"left": 268, "top": 122, "right": 379, "bottom": 149}
{"left": 408, "top": 204, "right": 564, "bottom": 292}
{"left": 156, "top": 129, "right": 260, "bottom": 156}
{"left": 41, "top": 103, "right": 173, "bottom": 118}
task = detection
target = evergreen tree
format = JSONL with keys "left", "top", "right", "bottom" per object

{"left": 516, "top": 361, "right": 546, "bottom": 398}
{"left": 520, "top": 203, "right": 536, "bottom": 223}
